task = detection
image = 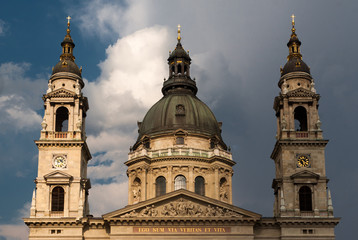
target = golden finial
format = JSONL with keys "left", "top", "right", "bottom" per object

{"left": 67, "top": 16, "right": 71, "bottom": 27}
{"left": 177, "top": 24, "right": 181, "bottom": 41}
{"left": 66, "top": 16, "right": 71, "bottom": 34}
{"left": 291, "top": 14, "right": 295, "bottom": 26}
{"left": 291, "top": 14, "right": 296, "bottom": 34}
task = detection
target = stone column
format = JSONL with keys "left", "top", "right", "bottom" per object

{"left": 168, "top": 166, "right": 173, "bottom": 192}
{"left": 214, "top": 166, "right": 219, "bottom": 200}
{"left": 188, "top": 166, "right": 194, "bottom": 191}
{"left": 141, "top": 167, "right": 147, "bottom": 202}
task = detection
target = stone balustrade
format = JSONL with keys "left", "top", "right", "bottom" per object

{"left": 40, "top": 131, "right": 83, "bottom": 140}
{"left": 128, "top": 147, "right": 232, "bottom": 161}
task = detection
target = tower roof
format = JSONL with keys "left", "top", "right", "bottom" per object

{"left": 134, "top": 26, "right": 225, "bottom": 149}
{"left": 281, "top": 15, "right": 310, "bottom": 76}
{"left": 52, "top": 16, "right": 82, "bottom": 77}
{"left": 167, "top": 25, "right": 191, "bottom": 62}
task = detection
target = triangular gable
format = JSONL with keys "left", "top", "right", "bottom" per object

{"left": 47, "top": 88, "right": 76, "bottom": 98}
{"left": 287, "top": 88, "right": 316, "bottom": 97}
{"left": 103, "top": 189, "right": 261, "bottom": 220}
{"left": 44, "top": 170, "right": 73, "bottom": 184}
{"left": 291, "top": 170, "right": 320, "bottom": 184}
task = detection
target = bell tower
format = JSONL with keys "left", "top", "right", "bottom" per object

{"left": 271, "top": 16, "right": 334, "bottom": 218}
{"left": 27, "top": 17, "right": 91, "bottom": 223}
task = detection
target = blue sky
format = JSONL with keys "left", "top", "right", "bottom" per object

{"left": 0, "top": 1, "right": 357, "bottom": 239}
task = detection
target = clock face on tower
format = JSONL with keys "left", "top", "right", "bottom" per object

{"left": 53, "top": 155, "right": 67, "bottom": 169}
{"left": 297, "top": 155, "right": 310, "bottom": 168}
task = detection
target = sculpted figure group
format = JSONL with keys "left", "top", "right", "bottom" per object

{"left": 120, "top": 198, "right": 241, "bottom": 218}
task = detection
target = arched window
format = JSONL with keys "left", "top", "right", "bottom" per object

{"left": 171, "top": 66, "right": 175, "bottom": 75}
{"left": 51, "top": 186, "right": 64, "bottom": 212}
{"left": 55, "top": 107, "right": 69, "bottom": 132}
{"left": 294, "top": 106, "right": 307, "bottom": 131}
{"left": 195, "top": 176, "right": 205, "bottom": 196}
{"left": 174, "top": 175, "right": 186, "bottom": 190}
{"left": 177, "top": 64, "right": 182, "bottom": 74}
{"left": 299, "top": 186, "right": 312, "bottom": 211}
{"left": 156, "top": 176, "right": 166, "bottom": 197}
{"left": 184, "top": 65, "right": 188, "bottom": 75}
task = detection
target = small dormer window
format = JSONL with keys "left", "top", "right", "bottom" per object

{"left": 176, "top": 137, "right": 184, "bottom": 145}
{"left": 142, "top": 136, "right": 150, "bottom": 149}
{"left": 176, "top": 104, "right": 185, "bottom": 116}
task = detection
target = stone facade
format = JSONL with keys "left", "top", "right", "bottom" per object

{"left": 24, "top": 20, "right": 339, "bottom": 239}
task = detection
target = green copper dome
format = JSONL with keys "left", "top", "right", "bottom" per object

{"left": 133, "top": 31, "right": 225, "bottom": 150}
{"left": 137, "top": 90, "right": 222, "bottom": 139}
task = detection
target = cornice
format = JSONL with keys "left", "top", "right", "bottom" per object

{"left": 106, "top": 217, "right": 258, "bottom": 226}
{"left": 275, "top": 217, "right": 340, "bottom": 226}
{"left": 23, "top": 217, "right": 82, "bottom": 227}
{"left": 271, "top": 139, "right": 328, "bottom": 159}
{"left": 125, "top": 155, "right": 236, "bottom": 167}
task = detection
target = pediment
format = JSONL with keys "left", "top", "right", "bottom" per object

{"left": 44, "top": 171, "right": 73, "bottom": 184}
{"left": 287, "top": 88, "right": 315, "bottom": 97}
{"left": 291, "top": 170, "right": 320, "bottom": 179}
{"left": 47, "top": 88, "right": 76, "bottom": 98}
{"left": 103, "top": 189, "right": 261, "bottom": 220}
{"left": 291, "top": 170, "right": 320, "bottom": 184}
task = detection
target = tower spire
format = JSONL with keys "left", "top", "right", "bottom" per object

{"left": 291, "top": 14, "right": 295, "bottom": 33}
{"left": 66, "top": 16, "right": 71, "bottom": 35}
{"left": 280, "top": 15, "right": 310, "bottom": 77}
{"left": 177, "top": 24, "right": 181, "bottom": 42}
{"left": 163, "top": 25, "right": 197, "bottom": 96}
{"left": 60, "top": 16, "right": 75, "bottom": 62}
{"left": 287, "top": 14, "right": 302, "bottom": 61}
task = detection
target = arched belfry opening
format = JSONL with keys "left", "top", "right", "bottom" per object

{"left": 55, "top": 107, "right": 69, "bottom": 132}
{"left": 51, "top": 186, "right": 64, "bottom": 212}
{"left": 294, "top": 106, "right": 307, "bottom": 131}
{"left": 299, "top": 186, "right": 313, "bottom": 211}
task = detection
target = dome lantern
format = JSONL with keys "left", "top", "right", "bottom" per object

{"left": 281, "top": 15, "right": 310, "bottom": 77}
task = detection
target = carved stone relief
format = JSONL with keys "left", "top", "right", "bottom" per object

{"left": 132, "top": 179, "right": 141, "bottom": 204}
{"left": 120, "top": 198, "right": 241, "bottom": 218}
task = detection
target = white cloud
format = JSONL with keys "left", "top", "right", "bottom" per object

{"left": 85, "top": 25, "right": 169, "bottom": 133}
{"left": 77, "top": 0, "right": 124, "bottom": 39}
{"left": 0, "top": 225, "right": 28, "bottom": 240}
{"left": 0, "top": 19, "right": 5, "bottom": 36}
{"left": 0, "top": 95, "right": 42, "bottom": 131}
{"left": 89, "top": 181, "right": 128, "bottom": 216}
{"left": 83, "top": 26, "right": 172, "bottom": 213}
{"left": 0, "top": 62, "right": 45, "bottom": 132}
{"left": 0, "top": 202, "right": 31, "bottom": 240}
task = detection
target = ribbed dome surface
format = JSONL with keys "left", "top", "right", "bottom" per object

{"left": 168, "top": 42, "right": 191, "bottom": 61}
{"left": 281, "top": 58, "right": 310, "bottom": 76}
{"left": 52, "top": 60, "right": 82, "bottom": 77}
{"left": 138, "top": 93, "right": 221, "bottom": 139}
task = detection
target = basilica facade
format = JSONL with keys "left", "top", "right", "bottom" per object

{"left": 24, "top": 18, "right": 340, "bottom": 239}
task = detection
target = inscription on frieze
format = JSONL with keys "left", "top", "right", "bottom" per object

{"left": 133, "top": 227, "right": 231, "bottom": 233}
